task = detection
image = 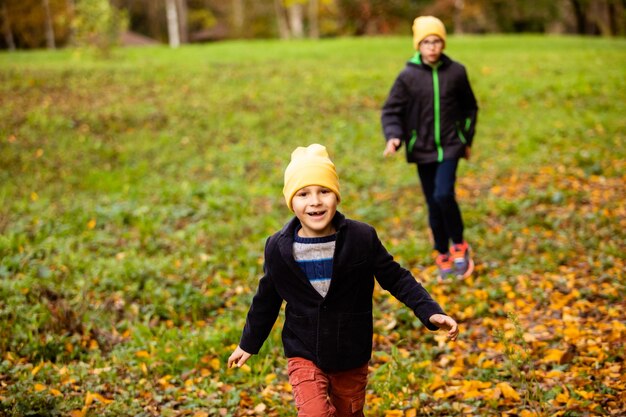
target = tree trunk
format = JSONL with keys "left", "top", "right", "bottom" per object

{"left": 308, "top": 0, "right": 319, "bottom": 38}
{"left": 165, "top": 0, "right": 180, "bottom": 47}
{"left": 65, "top": 0, "right": 75, "bottom": 44}
{"left": 147, "top": 0, "right": 160, "bottom": 40}
{"left": 273, "top": 0, "right": 290, "bottom": 39}
{"left": 1, "top": 2, "right": 15, "bottom": 51}
{"left": 454, "top": 0, "right": 464, "bottom": 34}
{"left": 569, "top": 0, "right": 587, "bottom": 34}
{"left": 176, "top": 0, "right": 188, "bottom": 43}
{"left": 232, "top": 0, "right": 244, "bottom": 36}
{"left": 42, "top": 0, "right": 56, "bottom": 49}
{"left": 288, "top": 2, "right": 304, "bottom": 38}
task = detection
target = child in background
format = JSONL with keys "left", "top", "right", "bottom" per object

{"left": 228, "top": 143, "right": 459, "bottom": 416}
{"left": 381, "top": 16, "right": 478, "bottom": 281}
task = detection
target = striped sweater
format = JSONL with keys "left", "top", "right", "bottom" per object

{"left": 292, "top": 229, "right": 335, "bottom": 297}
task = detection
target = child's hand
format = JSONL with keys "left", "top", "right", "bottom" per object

{"left": 383, "top": 138, "right": 401, "bottom": 157}
{"left": 228, "top": 345, "right": 252, "bottom": 368}
{"left": 429, "top": 314, "right": 459, "bottom": 341}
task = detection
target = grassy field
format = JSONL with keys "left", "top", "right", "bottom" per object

{"left": 1, "top": 35, "right": 625, "bottom": 416}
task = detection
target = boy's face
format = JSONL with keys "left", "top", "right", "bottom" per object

{"left": 291, "top": 185, "right": 338, "bottom": 238}
{"left": 419, "top": 35, "right": 444, "bottom": 66}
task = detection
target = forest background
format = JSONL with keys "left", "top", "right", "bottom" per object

{"left": 1, "top": 0, "right": 626, "bottom": 51}
{"left": 1, "top": 0, "right": 626, "bottom": 416}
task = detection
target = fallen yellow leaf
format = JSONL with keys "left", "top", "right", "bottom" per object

{"left": 90, "top": 392, "right": 113, "bottom": 404}
{"left": 574, "top": 389, "right": 594, "bottom": 400}
{"left": 543, "top": 348, "right": 565, "bottom": 363}
{"left": 49, "top": 388, "right": 62, "bottom": 397}
{"left": 31, "top": 362, "right": 44, "bottom": 376}
{"left": 496, "top": 382, "right": 521, "bottom": 401}
{"left": 428, "top": 374, "right": 446, "bottom": 391}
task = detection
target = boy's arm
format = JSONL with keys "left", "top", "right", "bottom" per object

{"left": 381, "top": 75, "right": 409, "bottom": 144}
{"left": 238, "top": 240, "right": 284, "bottom": 355}
{"left": 370, "top": 230, "right": 445, "bottom": 331}
{"left": 238, "top": 270, "right": 283, "bottom": 355}
{"left": 458, "top": 68, "right": 478, "bottom": 147}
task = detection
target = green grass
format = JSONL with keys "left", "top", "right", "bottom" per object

{"left": 1, "top": 35, "right": 625, "bottom": 416}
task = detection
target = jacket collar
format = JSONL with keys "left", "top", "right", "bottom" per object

{"left": 408, "top": 52, "right": 451, "bottom": 69}
{"left": 277, "top": 211, "right": 346, "bottom": 297}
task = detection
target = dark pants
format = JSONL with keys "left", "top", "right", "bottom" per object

{"left": 417, "top": 159, "right": 464, "bottom": 254}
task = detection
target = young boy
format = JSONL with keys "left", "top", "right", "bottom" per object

{"left": 228, "top": 143, "right": 459, "bottom": 417}
{"left": 381, "top": 16, "right": 478, "bottom": 281}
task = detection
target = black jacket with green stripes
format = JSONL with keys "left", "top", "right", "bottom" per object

{"left": 381, "top": 52, "right": 478, "bottom": 164}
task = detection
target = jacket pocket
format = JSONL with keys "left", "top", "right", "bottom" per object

{"left": 285, "top": 312, "right": 317, "bottom": 349}
{"left": 407, "top": 129, "right": 418, "bottom": 153}
{"left": 287, "top": 365, "right": 320, "bottom": 408}
{"left": 455, "top": 117, "right": 471, "bottom": 144}
{"left": 456, "top": 126, "right": 467, "bottom": 144}
{"left": 337, "top": 311, "right": 373, "bottom": 357}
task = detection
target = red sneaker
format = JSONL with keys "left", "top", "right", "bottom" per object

{"left": 435, "top": 253, "right": 454, "bottom": 282}
{"left": 449, "top": 241, "right": 474, "bottom": 279}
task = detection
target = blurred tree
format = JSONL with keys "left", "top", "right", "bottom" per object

{"left": 71, "top": 0, "right": 127, "bottom": 56}
{"left": 1, "top": 0, "right": 624, "bottom": 49}
{"left": 274, "top": 0, "right": 290, "bottom": 38}
{"left": 569, "top": 0, "right": 626, "bottom": 35}
{"left": 286, "top": 0, "right": 305, "bottom": 38}
{"left": 1, "top": 1, "right": 16, "bottom": 50}
{"left": 232, "top": 0, "right": 244, "bottom": 35}
{"left": 0, "top": 0, "right": 71, "bottom": 48}
{"left": 42, "top": 0, "right": 56, "bottom": 48}
{"left": 335, "top": 0, "right": 418, "bottom": 35}
{"left": 309, "top": 0, "right": 319, "bottom": 38}
{"left": 165, "top": 0, "right": 180, "bottom": 46}
{"left": 177, "top": 0, "right": 189, "bottom": 43}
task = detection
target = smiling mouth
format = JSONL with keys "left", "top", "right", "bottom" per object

{"left": 307, "top": 210, "right": 326, "bottom": 216}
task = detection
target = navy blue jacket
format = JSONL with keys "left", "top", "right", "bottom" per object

{"left": 238, "top": 212, "right": 446, "bottom": 372}
{"left": 382, "top": 53, "right": 478, "bottom": 164}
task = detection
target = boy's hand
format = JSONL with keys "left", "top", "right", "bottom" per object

{"left": 383, "top": 138, "right": 401, "bottom": 157}
{"left": 228, "top": 345, "right": 252, "bottom": 368}
{"left": 429, "top": 314, "right": 459, "bottom": 341}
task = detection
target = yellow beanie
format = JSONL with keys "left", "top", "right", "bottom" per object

{"left": 412, "top": 16, "right": 446, "bottom": 50}
{"left": 283, "top": 144, "right": 340, "bottom": 211}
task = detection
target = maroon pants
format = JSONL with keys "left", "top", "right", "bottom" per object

{"left": 287, "top": 357, "right": 369, "bottom": 417}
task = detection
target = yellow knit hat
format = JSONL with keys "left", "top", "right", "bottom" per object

{"left": 412, "top": 16, "right": 446, "bottom": 50}
{"left": 283, "top": 144, "right": 340, "bottom": 211}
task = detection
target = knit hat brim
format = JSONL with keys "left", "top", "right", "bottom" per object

{"left": 283, "top": 144, "right": 341, "bottom": 211}
{"left": 412, "top": 16, "right": 447, "bottom": 50}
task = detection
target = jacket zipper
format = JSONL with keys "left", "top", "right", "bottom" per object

{"left": 432, "top": 63, "right": 443, "bottom": 162}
